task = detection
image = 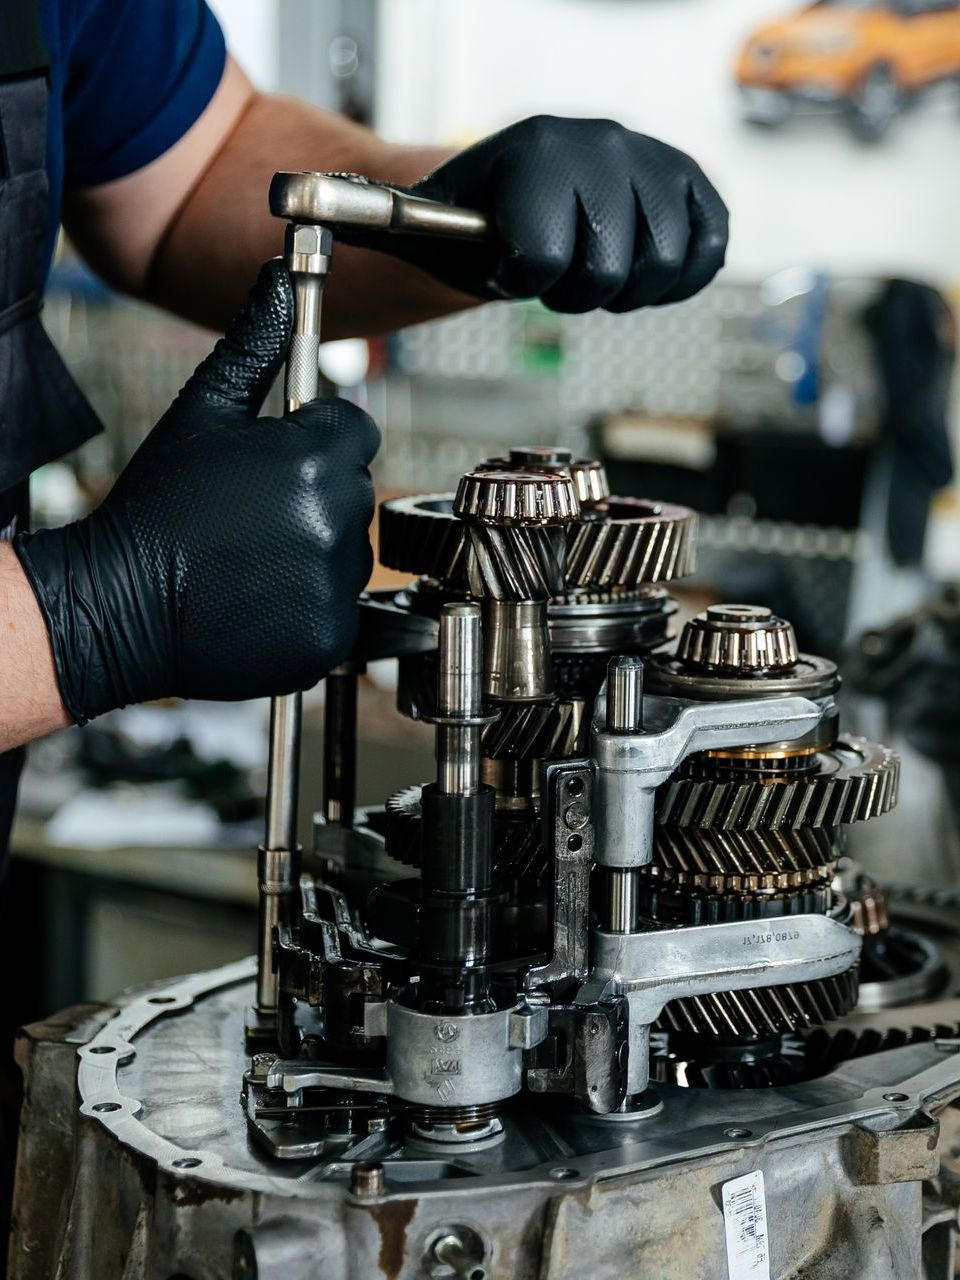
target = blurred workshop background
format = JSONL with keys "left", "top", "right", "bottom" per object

{"left": 8, "top": 0, "right": 960, "bottom": 1036}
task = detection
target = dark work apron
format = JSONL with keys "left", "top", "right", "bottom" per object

{"left": 0, "top": 0, "right": 103, "bottom": 864}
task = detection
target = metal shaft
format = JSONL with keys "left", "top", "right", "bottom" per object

{"left": 437, "top": 603, "right": 482, "bottom": 796}
{"left": 605, "top": 867, "right": 640, "bottom": 934}
{"left": 606, "top": 654, "right": 644, "bottom": 733}
{"left": 258, "top": 222, "right": 333, "bottom": 1015}
{"left": 323, "top": 664, "right": 359, "bottom": 826}
{"left": 603, "top": 655, "right": 644, "bottom": 935}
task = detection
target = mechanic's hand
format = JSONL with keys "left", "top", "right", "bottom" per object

{"left": 356, "top": 116, "right": 726, "bottom": 313}
{"left": 14, "top": 261, "right": 379, "bottom": 725}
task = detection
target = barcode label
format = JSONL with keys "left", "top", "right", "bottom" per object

{"left": 722, "top": 1170, "right": 770, "bottom": 1280}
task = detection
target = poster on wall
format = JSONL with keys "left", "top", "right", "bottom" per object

{"left": 736, "top": 0, "right": 960, "bottom": 143}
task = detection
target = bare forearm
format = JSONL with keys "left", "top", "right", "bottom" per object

{"left": 0, "top": 543, "right": 71, "bottom": 752}
{"left": 149, "top": 93, "right": 477, "bottom": 338}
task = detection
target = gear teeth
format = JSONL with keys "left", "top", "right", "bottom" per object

{"left": 657, "top": 967, "right": 859, "bottom": 1039}
{"left": 480, "top": 699, "right": 589, "bottom": 760}
{"left": 636, "top": 865, "right": 834, "bottom": 926}
{"left": 384, "top": 785, "right": 424, "bottom": 868}
{"left": 383, "top": 788, "right": 546, "bottom": 881}
{"left": 464, "top": 524, "right": 567, "bottom": 600}
{"left": 653, "top": 825, "right": 840, "bottom": 875}
{"left": 378, "top": 493, "right": 697, "bottom": 590}
{"left": 565, "top": 500, "right": 697, "bottom": 588}
{"left": 378, "top": 495, "right": 466, "bottom": 581}
{"left": 656, "top": 739, "right": 899, "bottom": 831}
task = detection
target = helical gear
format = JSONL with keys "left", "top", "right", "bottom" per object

{"left": 656, "top": 967, "right": 860, "bottom": 1040}
{"left": 656, "top": 738, "right": 899, "bottom": 831}
{"left": 377, "top": 492, "right": 697, "bottom": 592}
{"left": 652, "top": 825, "right": 842, "bottom": 876}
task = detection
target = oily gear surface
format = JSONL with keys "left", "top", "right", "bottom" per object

{"left": 15, "top": 260, "right": 379, "bottom": 724}
{"left": 338, "top": 116, "right": 728, "bottom": 313}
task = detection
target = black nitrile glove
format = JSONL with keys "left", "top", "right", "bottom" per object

{"left": 346, "top": 116, "right": 728, "bottom": 313}
{"left": 15, "top": 261, "right": 379, "bottom": 725}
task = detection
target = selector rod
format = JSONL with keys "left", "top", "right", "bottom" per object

{"left": 603, "top": 655, "right": 645, "bottom": 934}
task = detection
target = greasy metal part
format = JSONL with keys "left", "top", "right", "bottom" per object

{"left": 647, "top": 648, "right": 840, "bottom": 703}
{"left": 264, "top": 687, "right": 303, "bottom": 858}
{"left": 592, "top": 691, "right": 827, "bottom": 868}
{"left": 378, "top": 491, "right": 696, "bottom": 592}
{"left": 432, "top": 1231, "right": 487, "bottom": 1280}
{"left": 606, "top": 653, "right": 644, "bottom": 733}
{"left": 656, "top": 736, "right": 900, "bottom": 831}
{"left": 564, "top": 497, "right": 697, "bottom": 587}
{"left": 483, "top": 599, "right": 552, "bottom": 702}
{"left": 525, "top": 762, "right": 594, "bottom": 993}
{"left": 435, "top": 603, "right": 483, "bottom": 795}
{"left": 21, "top": 960, "right": 960, "bottom": 1280}
{"left": 604, "top": 868, "right": 639, "bottom": 933}
{"left": 569, "top": 457, "right": 610, "bottom": 509}
{"left": 323, "top": 664, "right": 359, "bottom": 827}
{"left": 677, "top": 604, "right": 800, "bottom": 674}
{"left": 653, "top": 825, "right": 843, "bottom": 875}
{"left": 255, "top": 843, "right": 299, "bottom": 1015}
{"left": 270, "top": 170, "right": 490, "bottom": 241}
{"left": 377, "top": 493, "right": 469, "bottom": 581}
{"left": 454, "top": 469, "right": 580, "bottom": 527}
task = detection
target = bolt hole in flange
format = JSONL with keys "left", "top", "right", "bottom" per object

{"left": 884, "top": 1092, "right": 910, "bottom": 1103}
{"left": 724, "top": 1127, "right": 753, "bottom": 1139}
{"left": 88, "top": 1045, "right": 115, "bottom": 1055}
{"left": 92, "top": 1102, "right": 122, "bottom": 1113}
{"left": 148, "top": 995, "right": 178, "bottom": 1005}
{"left": 567, "top": 834, "right": 583, "bottom": 852}
{"left": 549, "top": 1167, "right": 580, "bottom": 1180}
{"left": 172, "top": 1157, "right": 202, "bottom": 1169}
{"left": 566, "top": 777, "right": 585, "bottom": 799}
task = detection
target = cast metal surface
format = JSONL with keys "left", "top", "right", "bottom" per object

{"left": 12, "top": 960, "right": 960, "bottom": 1279}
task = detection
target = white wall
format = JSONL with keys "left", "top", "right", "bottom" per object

{"left": 207, "top": 0, "right": 279, "bottom": 89}
{"left": 377, "top": 0, "right": 960, "bottom": 283}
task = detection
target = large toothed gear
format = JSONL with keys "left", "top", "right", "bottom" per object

{"left": 564, "top": 498, "right": 698, "bottom": 588}
{"left": 377, "top": 490, "right": 697, "bottom": 592}
{"left": 479, "top": 697, "right": 589, "bottom": 760}
{"left": 657, "top": 966, "right": 860, "bottom": 1040}
{"left": 637, "top": 863, "right": 834, "bottom": 926}
{"left": 653, "top": 825, "right": 842, "bottom": 876}
{"left": 655, "top": 738, "right": 900, "bottom": 831}
{"left": 378, "top": 494, "right": 468, "bottom": 582}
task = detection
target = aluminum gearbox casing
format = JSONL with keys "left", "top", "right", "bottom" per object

{"left": 11, "top": 957, "right": 960, "bottom": 1280}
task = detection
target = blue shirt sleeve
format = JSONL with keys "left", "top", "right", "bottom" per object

{"left": 59, "top": 0, "right": 226, "bottom": 188}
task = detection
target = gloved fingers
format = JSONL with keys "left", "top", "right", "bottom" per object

{"left": 290, "top": 397, "right": 382, "bottom": 468}
{"left": 605, "top": 177, "right": 693, "bottom": 313}
{"left": 488, "top": 149, "right": 578, "bottom": 300}
{"left": 540, "top": 182, "right": 637, "bottom": 314}
{"left": 179, "top": 259, "right": 294, "bottom": 416}
{"left": 656, "top": 174, "right": 729, "bottom": 305}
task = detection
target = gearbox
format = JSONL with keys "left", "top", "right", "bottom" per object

{"left": 10, "top": 176, "right": 960, "bottom": 1280}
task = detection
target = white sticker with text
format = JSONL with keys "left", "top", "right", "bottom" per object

{"left": 722, "top": 1170, "right": 770, "bottom": 1280}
